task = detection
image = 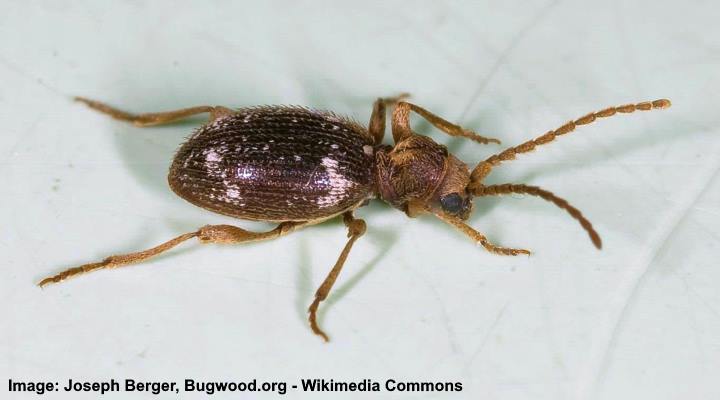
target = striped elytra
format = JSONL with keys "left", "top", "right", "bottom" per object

{"left": 168, "top": 106, "right": 377, "bottom": 222}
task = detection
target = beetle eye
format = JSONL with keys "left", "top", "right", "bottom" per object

{"left": 440, "top": 193, "right": 464, "bottom": 214}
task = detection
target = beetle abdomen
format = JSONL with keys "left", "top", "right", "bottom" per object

{"left": 168, "top": 106, "right": 376, "bottom": 221}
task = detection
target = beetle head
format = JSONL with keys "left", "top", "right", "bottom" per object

{"left": 434, "top": 154, "right": 473, "bottom": 219}
{"left": 375, "top": 136, "right": 473, "bottom": 219}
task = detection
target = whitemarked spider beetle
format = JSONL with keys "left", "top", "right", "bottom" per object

{"left": 39, "top": 94, "right": 671, "bottom": 341}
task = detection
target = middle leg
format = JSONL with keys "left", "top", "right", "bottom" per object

{"left": 307, "top": 211, "right": 367, "bottom": 341}
{"left": 368, "top": 93, "right": 410, "bottom": 144}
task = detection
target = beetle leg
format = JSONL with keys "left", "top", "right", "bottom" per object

{"left": 37, "top": 222, "right": 304, "bottom": 287}
{"left": 368, "top": 93, "right": 410, "bottom": 145}
{"left": 74, "top": 97, "right": 234, "bottom": 127}
{"left": 391, "top": 101, "right": 501, "bottom": 145}
{"left": 470, "top": 99, "right": 672, "bottom": 183}
{"left": 308, "top": 212, "right": 367, "bottom": 342}
{"left": 431, "top": 209, "right": 531, "bottom": 256}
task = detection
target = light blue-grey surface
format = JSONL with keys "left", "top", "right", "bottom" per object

{"left": 1, "top": 1, "right": 719, "bottom": 399}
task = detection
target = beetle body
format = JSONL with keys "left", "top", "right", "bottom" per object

{"left": 40, "top": 95, "right": 671, "bottom": 341}
{"left": 169, "top": 106, "right": 377, "bottom": 222}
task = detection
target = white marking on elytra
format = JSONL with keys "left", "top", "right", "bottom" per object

{"left": 294, "top": 155, "right": 301, "bottom": 161}
{"left": 316, "top": 157, "right": 355, "bottom": 208}
{"left": 322, "top": 157, "right": 338, "bottom": 168}
{"left": 205, "top": 150, "right": 222, "bottom": 162}
{"left": 363, "top": 145, "right": 374, "bottom": 156}
{"left": 227, "top": 189, "right": 241, "bottom": 199}
{"left": 304, "top": 164, "right": 321, "bottom": 187}
{"left": 262, "top": 144, "right": 270, "bottom": 151}
{"left": 330, "top": 144, "right": 339, "bottom": 149}
{"left": 237, "top": 167, "right": 254, "bottom": 179}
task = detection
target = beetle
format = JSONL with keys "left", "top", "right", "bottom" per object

{"left": 38, "top": 94, "right": 671, "bottom": 341}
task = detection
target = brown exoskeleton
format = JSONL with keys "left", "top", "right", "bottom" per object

{"left": 38, "top": 94, "right": 671, "bottom": 341}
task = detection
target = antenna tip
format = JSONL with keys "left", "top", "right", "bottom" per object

{"left": 652, "top": 99, "right": 671, "bottom": 109}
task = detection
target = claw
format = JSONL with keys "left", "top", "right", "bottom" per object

{"left": 308, "top": 299, "right": 330, "bottom": 342}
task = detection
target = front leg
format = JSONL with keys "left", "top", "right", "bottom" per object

{"left": 391, "top": 101, "right": 501, "bottom": 145}
{"left": 430, "top": 209, "right": 531, "bottom": 256}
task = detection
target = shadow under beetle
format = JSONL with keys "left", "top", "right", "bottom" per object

{"left": 39, "top": 94, "right": 671, "bottom": 341}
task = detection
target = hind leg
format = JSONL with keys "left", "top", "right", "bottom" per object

{"left": 38, "top": 222, "right": 305, "bottom": 287}
{"left": 74, "top": 97, "right": 234, "bottom": 126}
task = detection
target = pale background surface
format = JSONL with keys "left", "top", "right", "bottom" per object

{"left": 1, "top": 1, "right": 719, "bottom": 399}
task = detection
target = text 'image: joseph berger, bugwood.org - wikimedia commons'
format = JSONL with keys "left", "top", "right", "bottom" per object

{"left": 8, "top": 378, "right": 464, "bottom": 395}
